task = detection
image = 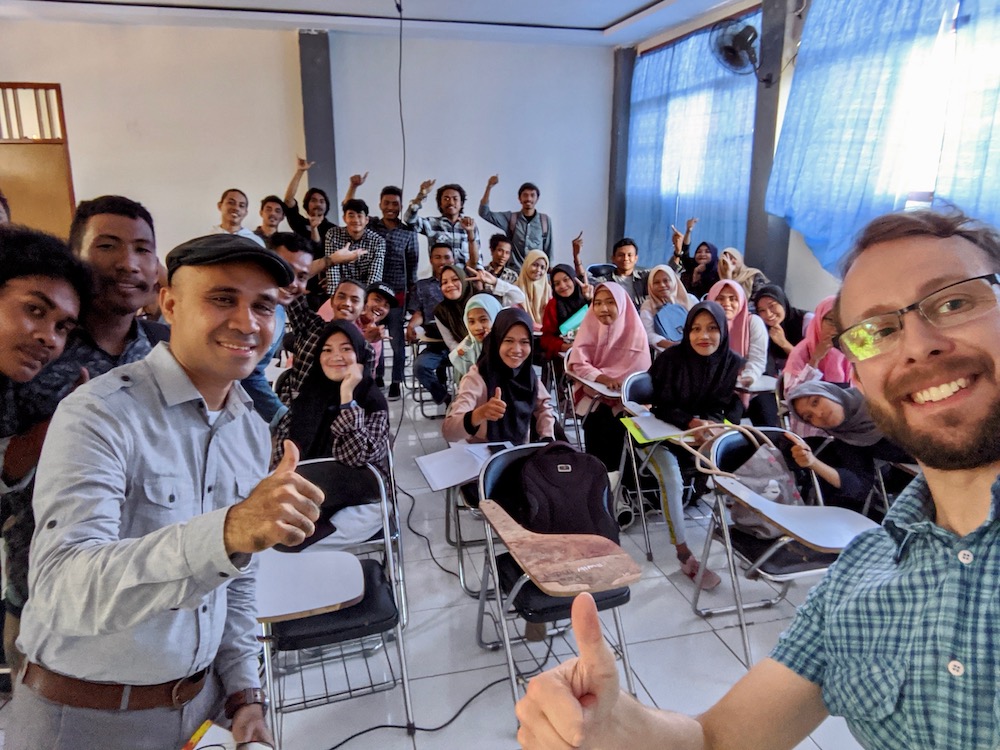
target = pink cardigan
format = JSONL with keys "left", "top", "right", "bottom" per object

{"left": 442, "top": 365, "right": 555, "bottom": 444}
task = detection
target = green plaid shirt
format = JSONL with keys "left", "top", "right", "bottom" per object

{"left": 771, "top": 473, "right": 1000, "bottom": 749}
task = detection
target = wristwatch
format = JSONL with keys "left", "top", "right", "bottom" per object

{"left": 225, "top": 687, "right": 268, "bottom": 719}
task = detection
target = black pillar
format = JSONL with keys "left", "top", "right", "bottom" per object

{"left": 298, "top": 30, "right": 338, "bottom": 206}
{"left": 607, "top": 47, "right": 636, "bottom": 259}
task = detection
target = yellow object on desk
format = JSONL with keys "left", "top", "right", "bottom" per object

{"left": 620, "top": 415, "right": 691, "bottom": 445}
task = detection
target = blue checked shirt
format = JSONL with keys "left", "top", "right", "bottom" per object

{"left": 402, "top": 205, "right": 480, "bottom": 268}
{"left": 771, "top": 473, "right": 1000, "bottom": 749}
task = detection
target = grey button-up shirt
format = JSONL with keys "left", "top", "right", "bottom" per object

{"left": 19, "top": 344, "right": 269, "bottom": 693}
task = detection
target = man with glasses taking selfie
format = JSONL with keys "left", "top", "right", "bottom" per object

{"left": 515, "top": 208, "right": 1000, "bottom": 750}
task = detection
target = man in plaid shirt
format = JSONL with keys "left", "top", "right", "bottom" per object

{"left": 322, "top": 198, "right": 385, "bottom": 291}
{"left": 516, "top": 208, "right": 1000, "bottom": 750}
{"left": 403, "top": 179, "right": 480, "bottom": 269}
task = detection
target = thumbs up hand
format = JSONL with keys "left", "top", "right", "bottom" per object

{"left": 472, "top": 387, "right": 507, "bottom": 426}
{"left": 223, "top": 440, "right": 326, "bottom": 554}
{"left": 516, "top": 593, "right": 622, "bottom": 748}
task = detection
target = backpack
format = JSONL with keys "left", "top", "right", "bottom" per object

{"left": 507, "top": 212, "right": 550, "bottom": 245}
{"left": 517, "top": 441, "right": 619, "bottom": 543}
{"left": 653, "top": 303, "right": 687, "bottom": 343}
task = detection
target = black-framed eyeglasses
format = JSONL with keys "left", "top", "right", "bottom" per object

{"left": 838, "top": 273, "right": 1000, "bottom": 362}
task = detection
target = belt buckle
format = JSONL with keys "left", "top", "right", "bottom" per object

{"left": 170, "top": 676, "right": 194, "bottom": 709}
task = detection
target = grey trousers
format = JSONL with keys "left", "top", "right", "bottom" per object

{"left": 5, "top": 669, "right": 225, "bottom": 750}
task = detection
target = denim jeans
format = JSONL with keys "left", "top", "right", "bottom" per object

{"left": 414, "top": 344, "right": 449, "bottom": 403}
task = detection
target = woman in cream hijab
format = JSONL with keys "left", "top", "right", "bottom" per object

{"left": 515, "top": 249, "right": 552, "bottom": 330}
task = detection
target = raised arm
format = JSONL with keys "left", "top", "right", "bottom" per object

{"left": 342, "top": 171, "right": 368, "bottom": 207}
{"left": 403, "top": 178, "right": 436, "bottom": 225}
{"left": 285, "top": 156, "right": 314, "bottom": 207}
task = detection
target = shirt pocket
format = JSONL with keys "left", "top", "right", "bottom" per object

{"left": 125, "top": 476, "right": 192, "bottom": 536}
{"left": 822, "top": 657, "right": 906, "bottom": 723}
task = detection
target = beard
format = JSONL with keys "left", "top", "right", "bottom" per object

{"left": 868, "top": 391, "right": 1000, "bottom": 470}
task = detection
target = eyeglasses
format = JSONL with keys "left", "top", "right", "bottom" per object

{"left": 838, "top": 273, "right": 1000, "bottom": 362}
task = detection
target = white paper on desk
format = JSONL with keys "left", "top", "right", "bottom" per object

{"left": 464, "top": 443, "right": 510, "bottom": 461}
{"left": 632, "top": 415, "right": 685, "bottom": 441}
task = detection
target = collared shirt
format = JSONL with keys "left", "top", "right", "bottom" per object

{"left": 402, "top": 205, "right": 480, "bottom": 268}
{"left": 589, "top": 267, "right": 650, "bottom": 308}
{"left": 770, "top": 473, "right": 1000, "bottom": 749}
{"left": 369, "top": 217, "right": 418, "bottom": 296}
{"left": 19, "top": 344, "right": 268, "bottom": 694}
{"left": 486, "top": 261, "right": 519, "bottom": 286}
{"left": 478, "top": 201, "right": 552, "bottom": 270}
{"left": 406, "top": 276, "right": 444, "bottom": 323}
{"left": 323, "top": 225, "right": 386, "bottom": 291}
{"left": 209, "top": 225, "right": 265, "bottom": 247}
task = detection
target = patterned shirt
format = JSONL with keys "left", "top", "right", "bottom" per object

{"left": 323, "top": 225, "right": 386, "bottom": 291}
{"left": 771, "top": 473, "right": 1000, "bottom": 749}
{"left": 369, "top": 217, "right": 418, "bottom": 296}
{"left": 402, "top": 205, "right": 480, "bottom": 267}
{"left": 19, "top": 344, "right": 267, "bottom": 693}
{"left": 406, "top": 276, "right": 444, "bottom": 323}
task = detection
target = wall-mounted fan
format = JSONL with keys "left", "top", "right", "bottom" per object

{"left": 709, "top": 19, "right": 766, "bottom": 80}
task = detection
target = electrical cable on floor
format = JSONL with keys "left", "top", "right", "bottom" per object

{"left": 399, "top": 484, "right": 459, "bottom": 579}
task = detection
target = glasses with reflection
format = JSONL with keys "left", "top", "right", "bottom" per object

{"left": 837, "top": 274, "right": 1000, "bottom": 362}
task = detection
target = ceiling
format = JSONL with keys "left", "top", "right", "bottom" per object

{"left": 0, "top": 0, "right": 758, "bottom": 47}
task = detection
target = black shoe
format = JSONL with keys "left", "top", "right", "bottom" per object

{"left": 375, "top": 377, "right": 385, "bottom": 388}
{"left": 388, "top": 383, "right": 401, "bottom": 400}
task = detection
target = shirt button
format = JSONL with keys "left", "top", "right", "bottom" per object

{"left": 958, "top": 549, "right": 973, "bottom": 564}
{"left": 948, "top": 659, "right": 965, "bottom": 677}
{"left": 207, "top": 485, "right": 213, "bottom": 493}
{"left": 201, "top": 605, "right": 208, "bottom": 613}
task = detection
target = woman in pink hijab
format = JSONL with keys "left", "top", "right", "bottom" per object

{"left": 783, "top": 296, "right": 853, "bottom": 388}
{"left": 567, "top": 282, "right": 651, "bottom": 469}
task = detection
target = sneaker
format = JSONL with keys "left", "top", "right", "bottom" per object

{"left": 388, "top": 383, "right": 401, "bottom": 400}
{"left": 680, "top": 555, "right": 721, "bottom": 590}
{"left": 375, "top": 376, "right": 385, "bottom": 388}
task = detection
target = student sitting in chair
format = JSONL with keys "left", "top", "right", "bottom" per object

{"left": 639, "top": 265, "right": 695, "bottom": 352}
{"left": 449, "top": 293, "right": 502, "bottom": 381}
{"left": 540, "top": 263, "right": 591, "bottom": 360}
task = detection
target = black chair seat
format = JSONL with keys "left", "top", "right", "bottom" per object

{"left": 271, "top": 559, "right": 398, "bottom": 650}
{"left": 495, "top": 552, "right": 630, "bottom": 623}
{"left": 717, "top": 526, "right": 840, "bottom": 576}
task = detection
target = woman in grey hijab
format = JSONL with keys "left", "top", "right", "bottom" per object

{"left": 786, "top": 381, "right": 911, "bottom": 509}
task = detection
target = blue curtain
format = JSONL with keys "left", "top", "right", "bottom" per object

{"left": 934, "top": 0, "right": 1000, "bottom": 225}
{"left": 625, "top": 10, "right": 761, "bottom": 267}
{"left": 765, "top": 0, "right": 955, "bottom": 274}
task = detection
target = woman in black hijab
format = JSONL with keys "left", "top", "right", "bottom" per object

{"left": 751, "top": 283, "right": 810, "bottom": 375}
{"left": 442, "top": 308, "right": 555, "bottom": 445}
{"left": 642, "top": 301, "right": 745, "bottom": 590}
{"left": 540, "top": 263, "right": 591, "bottom": 360}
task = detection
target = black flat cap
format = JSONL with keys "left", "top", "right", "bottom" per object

{"left": 366, "top": 281, "right": 399, "bottom": 309}
{"left": 166, "top": 234, "right": 294, "bottom": 286}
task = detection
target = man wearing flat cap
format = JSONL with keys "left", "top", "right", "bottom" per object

{"left": 7, "top": 235, "right": 326, "bottom": 750}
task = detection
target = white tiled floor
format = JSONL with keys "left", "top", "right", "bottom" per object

{"left": 0, "top": 373, "right": 864, "bottom": 749}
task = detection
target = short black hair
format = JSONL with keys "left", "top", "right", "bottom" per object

{"left": 429, "top": 241, "right": 454, "bottom": 258}
{"left": 267, "top": 231, "right": 312, "bottom": 256}
{"left": 335, "top": 278, "right": 367, "bottom": 295}
{"left": 613, "top": 237, "right": 639, "bottom": 254}
{"left": 0, "top": 189, "right": 9, "bottom": 220}
{"left": 436, "top": 184, "right": 466, "bottom": 212}
{"left": 68, "top": 195, "right": 156, "bottom": 255}
{"left": 518, "top": 182, "right": 540, "bottom": 198}
{"left": 380, "top": 185, "right": 403, "bottom": 199}
{"left": 219, "top": 188, "right": 248, "bottom": 204}
{"left": 489, "top": 233, "right": 512, "bottom": 253}
{"left": 303, "top": 187, "right": 330, "bottom": 216}
{"left": 0, "top": 224, "right": 93, "bottom": 313}
{"left": 342, "top": 198, "right": 370, "bottom": 217}
{"left": 260, "top": 195, "right": 284, "bottom": 211}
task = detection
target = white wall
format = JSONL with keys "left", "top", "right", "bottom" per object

{"left": 0, "top": 19, "right": 305, "bottom": 255}
{"left": 326, "top": 32, "right": 614, "bottom": 276}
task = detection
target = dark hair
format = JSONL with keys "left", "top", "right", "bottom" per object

{"left": 489, "top": 233, "right": 512, "bottom": 253}
{"left": 303, "top": 187, "right": 330, "bottom": 216}
{"left": 267, "top": 231, "right": 312, "bottom": 256}
{"left": 0, "top": 224, "right": 93, "bottom": 313}
{"left": 835, "top": 207, "right": 1000, "bottom": 328}
{"left": 335, "top": 278, "right": 367, "bottom": 295}
{"left": 518, "top": 182, "right": 540, "bottom": 198}
{"left": 219, "top": 188, "right": 248, "bottom": 204}
{"left": 260, "top": 195, "right": 284, "bottom": 211}
{"left": 68, "top": 195, "right": 156, "bottom": 255}
{"left": 429, "top": 241, "right": 454, "bottom": 258}
{"left": 612, "top": 237, "right": 639, "bottom": 254}
{"left": 342, "top": 198, "right": 370, "bottom": 216}
{"left": 436, "top": 184, "right": 466, "bottom": 212}
{"left": 380, "top": 185, "right": 403, "bottom": 199}
{"left": 0, "top": 189, "right": 9, "bottom": 220}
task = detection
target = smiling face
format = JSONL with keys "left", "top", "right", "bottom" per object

{"left": 364, "top": 292, "right": 390, "bottom": 323}
{"left": 319, "top": 331, "right": 358, "bottom": 382}
{"left": 331, "top": 282, "right": 365, "bottom": 322}
{"left": 161, "top": 263, "right": 277, "bottom": 407}
{"left": 260, "top": 201, "right": 284, "bottom": 229}
{"left": 466, "top": 307, "right": 492, "bottom": 342}
{"left": 379, "top": 193, "right": 402, "bottom": 222}
{"left": 438, "top": 189, "right": 463, "bottom": 220}
{"left": 689, "top": 310, "right": 721, "bottom": 356}
{"left": 756, "top": 296, "right": 786, "bottom": 327}
{"left": 343, "top": 209, "right": 369, "bottom": 240}
{"left": 218, "top": 190, "right": 248, "bottom": 229}
{"left": 714, "top": 288, "right": 741, "bottom": 321}
{"left": 527, "top": 257, "right": 547, "bottom": 281}
{"left": 499, "top": 322, "right": 532, "bottom": 369}
{"left": 552, "top": 271, "right": 575, "bottom": 298}
{"left": 440, "top": 269, "right": 464, "bottom": 301}
{"left": 612, "top": 244, "right": 637, "bottom": 276}
{"left": 519, "top": 188, "right": 538, "bottom": 213}
{"left": 792, "top": 394, "right": 846, "bottom": 430}
{"left": 650, "top": 269, "right": 672, "bottom": 300}
{"left": 274, "top": 246, "right": 312, "bottom": 305}
{"left": 78, "top": 213, "right": 158, "bottom": 316}
{"left": 0, "top": 276, "right": 80, "bottom": 382}
{"left": 694, "top": 244, "right": 712, "bottom": 265}
{"left": 840, "top": 234, "right": 1000, "bottom": 469}
{"left": 592, "top": 287, "right": 619, "bottom": 325}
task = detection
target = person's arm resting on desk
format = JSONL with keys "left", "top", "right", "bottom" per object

{"left": 516, "top": 593, "right": 827, "bottom": 749}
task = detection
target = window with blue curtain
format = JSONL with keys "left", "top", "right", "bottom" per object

{"left": 624, "top": 9, "right": 761, "bottom": 267}
{"left": 766, "top": 0, "right": 1000, "bottom": 275}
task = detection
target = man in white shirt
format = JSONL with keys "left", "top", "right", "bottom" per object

{"left": 211, "top": 188, "right": 265, "bottom": 247}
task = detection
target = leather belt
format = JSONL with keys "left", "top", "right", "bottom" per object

{"left": 23, "top": 661, "right": 209, "bottom": 711}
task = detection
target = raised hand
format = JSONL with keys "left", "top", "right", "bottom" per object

{"left": 329, "top": 242, "right": 366, "bottom": 265}
{"left": 487, "top": 174, "right": 499, "bottom": 187}
{"left": 459, "top": 215, "right": 477, "bottom": 233}
{"left": 685, "top": 217, "right": 699, "bottom": 232}
{"left": 296, "top": 156, "right": 315, "bottom": 171}
{"left": 223, "top": 441, "right": 325, "bottom": 554}
{"left": 308, "top": 214, "right": 325, "bottom": 230}
{"left": 340, "top": 362, "right": 364, "bottom": 400}
{"left": 419, "top": 178, "right": 436, "bottom": 194}
{"left": 571, "top": 231, "right": 584, "bottom": 258}
{"left": 349, "top": 172, "right": 368, "bottom": 187}
{"left": 516, "top": 593, "right": 621, "bottom": 748}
